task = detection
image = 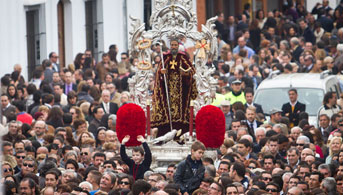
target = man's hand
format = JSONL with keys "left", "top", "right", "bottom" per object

{"left": 137, "top": 135, "right": 146, "bottom": 143}
{"left": 161, "top": 68, "right": 167, "bottom": 74}
{"left": 121, "top": 135, "right": 130, "bottom": 145}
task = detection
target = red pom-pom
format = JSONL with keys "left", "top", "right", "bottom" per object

{"left": 195, "top": 105, "right": 225, "bottom": 148}
{"left": 116, "top": 103, "right": 146, "bottom": 146}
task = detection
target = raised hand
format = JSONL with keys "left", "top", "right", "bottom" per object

{"left": 121, "top": 135, "right": 130, "bottom": 145}
{"left": 137, "top": 135, "right": 146, "bottom": 143}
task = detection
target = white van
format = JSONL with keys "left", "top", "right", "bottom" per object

{"left": 253, "top": 72, "right": 341, "bottom": 126}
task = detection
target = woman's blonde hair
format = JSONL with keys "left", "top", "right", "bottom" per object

{"left": 220, "top": 44, "right": 231, "bottom": 61}
{"left": 329, "top": 136, "right": 342, "bottom": 156}
{"left": 38, "top": 105, "right": 49, "bottom": 113}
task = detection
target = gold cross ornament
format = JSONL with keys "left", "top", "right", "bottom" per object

{"left": 170, "top": 60, "right": 177, "bottom": 70}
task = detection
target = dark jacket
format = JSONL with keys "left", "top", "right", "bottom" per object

{"left": 120, "top": 142, "right": 152, "bottom": 180}
{"left": 302, "top": 27, "right": 315, "bottom": 44}
{"left": 244, "top": 103, "right": 264, "bottom": 114}
{"left": 174, "top": 155, "right": 205, "bottom": 194}
{"left": 2, "top": 104, "right": 16, "bottom": 119}
{"left": 292, "top": 45, "right": 304, "bottom": 63}
{"left": 88, "top": 118, "right": 103, "bottom": 136}
{"left": 318, "top": 15, "right": 333, "bottom": 32}
{"left": 281, "top": 101, "right": 306, "bottom": 126}
{"left": 101, "top": 102, "right": 119, "bottom": 115}
{"left": 46, "top": 118, "right": 64, "bottom": 129}
{"left": 62, "top": 83, "right": 77, "bottom": 94}
{"left": 77, "top": 91, "right": 94, "bottom": 104}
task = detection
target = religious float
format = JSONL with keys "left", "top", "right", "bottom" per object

{"left": 116, "top": 0, "right": 225, "bottom": 172}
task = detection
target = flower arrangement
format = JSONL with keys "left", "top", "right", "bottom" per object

{"left": 195, "top": 105, "right": 225, "bottom": 148}
{"left": 116, "top": 103, "right": 146, "bottom": 146}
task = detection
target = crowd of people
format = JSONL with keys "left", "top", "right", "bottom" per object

{"left": 2, "top": 0, "right": 343, "bottom": 194}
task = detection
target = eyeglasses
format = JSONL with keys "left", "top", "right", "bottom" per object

{"left": 296, "top": 143, "right": 304, "bottom": 146}
{"left": 3, "top": 168, "right": 12, "bottom": 172}
{"left": 16, "top": 156, "right": 25, "bottom": 159}
{"left": 248, "top": 166, "right": 256, "bottom": 169}
{"left": 120, "top": 181, "right": 130, "bottom": 185}
{"left": 339, "top": 124, "right": 343, "bottom": 126}
{"left": 266, "top": 188, "right": 278, "bottom": 192}
{"left": 81, "top": 152, "right": 88, "bottom": 156}
{"left": 263, "top": 177, "right": 272, "bottom": 181}
{"left": 23, "top": 163, "right": 34, "bottom": 168}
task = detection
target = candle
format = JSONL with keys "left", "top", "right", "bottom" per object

{"left": 147, "top": 100, "right": 151, "bottom": 136}
{"left": 189, "top": 100, "right": 194, "bottom": 137}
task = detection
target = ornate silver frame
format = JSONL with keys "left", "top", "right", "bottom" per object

{"left": 128, "top": 0, "right": 218, "bottom": 115}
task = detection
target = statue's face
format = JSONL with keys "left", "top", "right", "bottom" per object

{"left": 170, "top": 40, "right": 179, "bottom": 55}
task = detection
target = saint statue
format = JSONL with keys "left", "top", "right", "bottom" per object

{"left": 151, "top": 39, "right": 198, "bottom": 137}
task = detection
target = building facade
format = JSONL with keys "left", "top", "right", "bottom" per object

{"left": 0, "top": 0, "right": 145, "bottom": 80}
{"left": 0, "top": 0, "right": 338, "bottom": 80}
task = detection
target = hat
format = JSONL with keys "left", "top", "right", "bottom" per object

{"left": 33, "top": 112, "right": 44, "bottom": 120}
{"left": 270, "top": 108, "right": 282, "bottom": 115}
{"left": 232, "top": 79, "right": 242, "bottom": 84}
{"left": 220, "top": 100, "right": 231, "bottom": 106}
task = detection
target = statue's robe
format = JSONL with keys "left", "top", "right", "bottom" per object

{"left": 151, "top": 51, "right": 197, "bottom": 137}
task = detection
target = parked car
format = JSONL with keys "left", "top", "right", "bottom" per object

{"left": 253, "top": 72, "right": 341, "bottom": 126}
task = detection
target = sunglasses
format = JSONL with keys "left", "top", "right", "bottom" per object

{"left": 120, "top": 181, "right": 130, "bottom": 185}
{"left": 23, "top": 163, "right": 34, "bottom": 168}
{"left": 339, "top": 124, "right": 343, "bottom": 126}
{"left": 263, "top": 177, "right": 272, "bottom": 181}
{"left": 296, "top": 143, "right": 304, "bottom": 146}
{"left": 248, "top": 166, "right": 256, "bottom": 169}
{"left": 16, "top": 156, "right": 25, "bottom": 159}
{"left": 266, "top": 188, "right": 278, "bottom": 192}
{"left": 81, "top": 152, "right": 88, "bottom": 156}
{"left": 166, "top": 170, "right": 174, "bottom": 173}
{"left": 3, "top": 168, "right": 13, "bottom": 172}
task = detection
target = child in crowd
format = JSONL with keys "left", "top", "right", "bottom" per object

{"left": 120, "top": 135, "right": 152, "bottom": 180}
{"left": 174, "top": 141, "right": 206, "bottom": 195}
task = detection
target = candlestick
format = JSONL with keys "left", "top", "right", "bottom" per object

{"left": 147, "top": 101, "right": 151, "bottom": 136}
{"left": 189, "top": 100, "right": 194, "bottom": 138}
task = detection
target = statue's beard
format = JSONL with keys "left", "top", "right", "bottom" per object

{"left": 171, "top": 49, "right": 178, "bottom": 56}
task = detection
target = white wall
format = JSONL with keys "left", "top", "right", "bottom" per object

{"left": 45, "top": 0, "right": 59, "bottom": 58}
{"left": 65, "top": 0, "right": 86, "bottom": 65}
{"left": 126, "top": 0, "right": 144, "bottom": 52}
{"left": 0, "top": 0, "right": 29, "bottom": 80}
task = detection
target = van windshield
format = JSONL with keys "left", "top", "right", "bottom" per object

{"left": 254, "top": 88, "right": 325, "bottom": 116}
